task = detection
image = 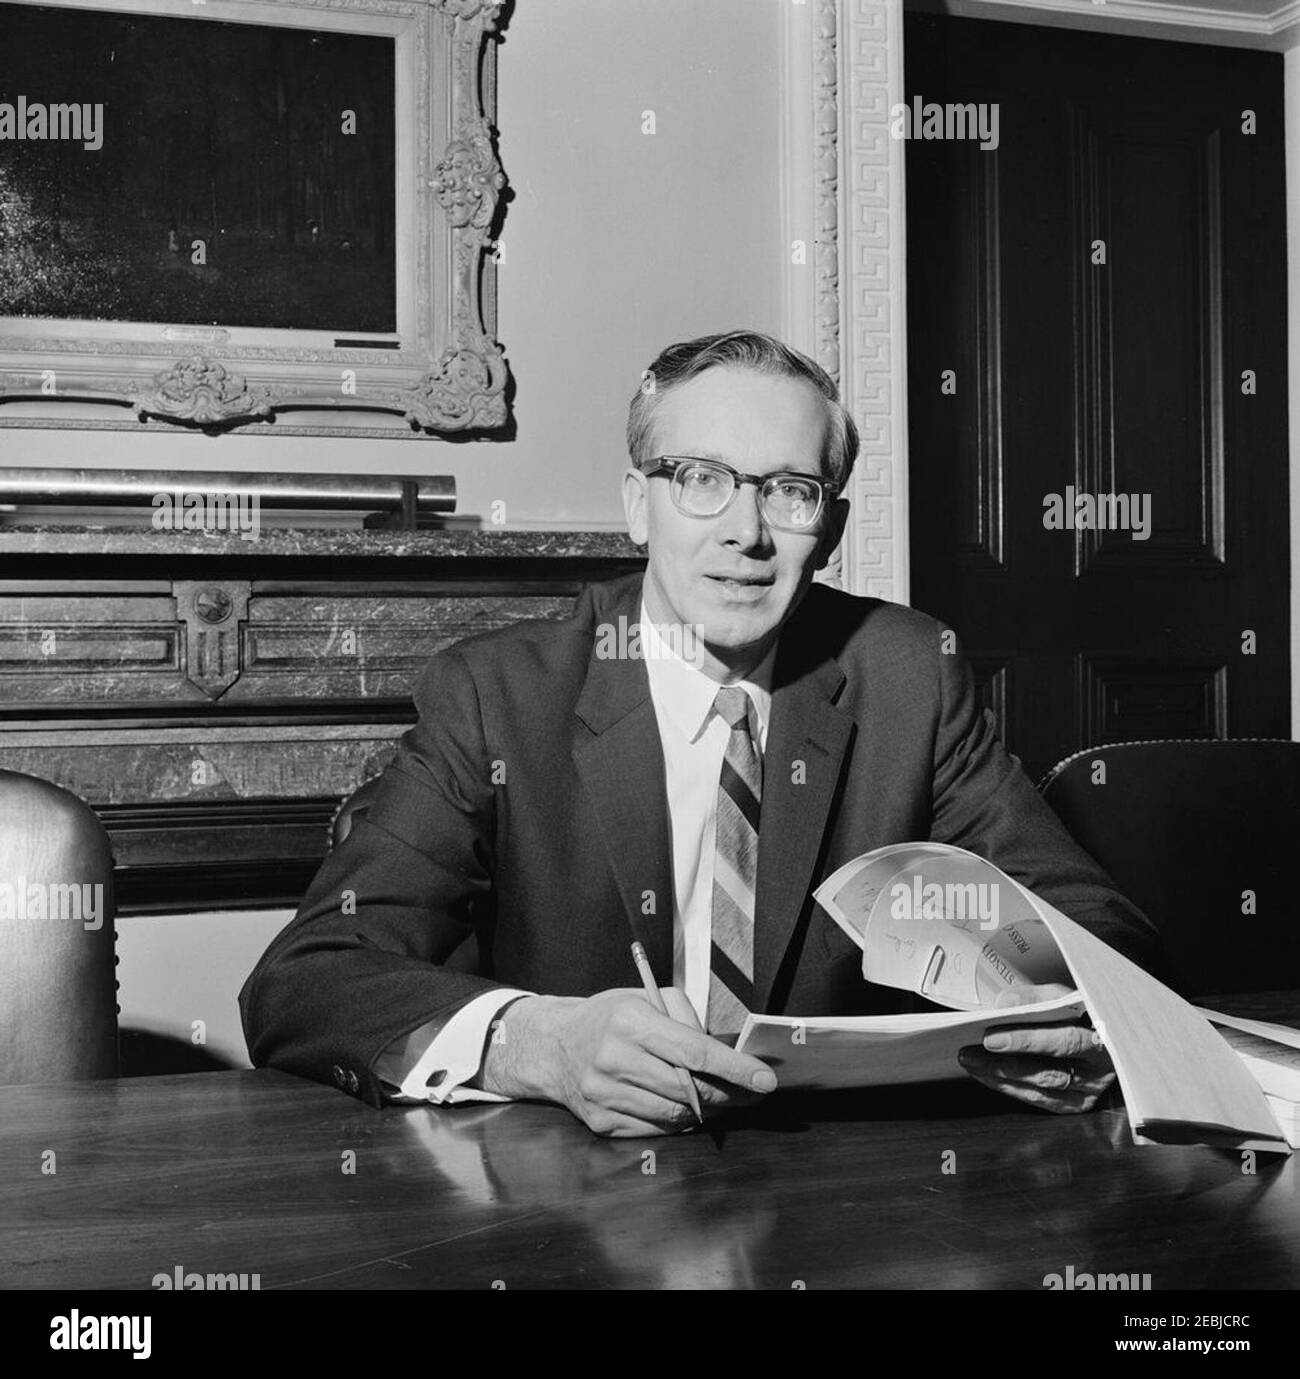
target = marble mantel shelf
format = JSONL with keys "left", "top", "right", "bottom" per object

{"left": 0, "top": 526, "right": 643, "bottom": 563}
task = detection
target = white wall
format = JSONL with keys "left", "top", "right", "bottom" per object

{"left": 0, "top": 0, "right": 786, "bottom": 531}
{"left": 116, "top": 909, "right": 293, "bottom": 1068}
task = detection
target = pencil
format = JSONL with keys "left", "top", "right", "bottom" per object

{"left": 630, "top": 940, "right": 705, "bottom": 1126}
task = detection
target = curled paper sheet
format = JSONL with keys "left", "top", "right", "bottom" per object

{"left": 859, "top": 845, "right": 1070, "bottom": 1007}
{"left": 812, "top": 843, "right": 1290, "bottom": 1154}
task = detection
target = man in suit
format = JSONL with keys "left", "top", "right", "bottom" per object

{"left": 241, "top": 330, "right": 1160, "bottom": 1136}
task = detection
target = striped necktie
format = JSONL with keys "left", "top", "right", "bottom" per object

{"left": 707, "top": 685, "right": 761, "bottom": 1035}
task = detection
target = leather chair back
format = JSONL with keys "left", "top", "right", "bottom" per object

{"left": 0, "top": 771, "right": 118, "bottom": 1084}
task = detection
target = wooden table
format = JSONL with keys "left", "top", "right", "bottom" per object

{"left": 3, "top": 993, "right": 1298, "bottom": 1293}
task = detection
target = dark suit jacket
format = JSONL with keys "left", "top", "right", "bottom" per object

{"left": 240, "top": 572, "right": 1160, "bottom": 1106}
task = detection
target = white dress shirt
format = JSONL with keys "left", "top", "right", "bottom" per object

{"left": 375, "top": 602, "right": 773, "bottom": 1104}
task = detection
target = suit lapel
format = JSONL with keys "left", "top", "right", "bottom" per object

{"left": 571, "top": 582, "right": 675, "bottom": 983}
{"left": 752, "top": 632, "right": 854, "bottom": 1013}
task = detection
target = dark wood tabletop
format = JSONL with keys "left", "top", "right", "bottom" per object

{"left": 3, "top": 993, "right": 1298, "bottom": 1292}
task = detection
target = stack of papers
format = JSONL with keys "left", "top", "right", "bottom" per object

{"left": 1195, "top": 1010, "right": 1300, "bottom": 1148}
{"left": 734, "top": 843, "right": 1294, "bottom": 1153}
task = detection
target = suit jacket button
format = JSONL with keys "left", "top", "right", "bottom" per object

{"left": 347, "top": 1070, "right": 360, "bottom": 1095}
{"left": 332, "top": 1064, "right": 346, "bottom": 1088}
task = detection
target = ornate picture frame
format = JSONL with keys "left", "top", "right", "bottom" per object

{"left": 0, "top": 0, "right": 509, "bottom": 439}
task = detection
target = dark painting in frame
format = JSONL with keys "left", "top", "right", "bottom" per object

{"left": 0, "top": 0, "right": 509, "bottom": 438}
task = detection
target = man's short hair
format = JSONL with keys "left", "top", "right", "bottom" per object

{"left": 626, "top": 329, "right": 860, "bottom": 491}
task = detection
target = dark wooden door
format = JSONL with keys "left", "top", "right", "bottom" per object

{"left": 905, "top": 15, "right": 1289, "bottom": 784}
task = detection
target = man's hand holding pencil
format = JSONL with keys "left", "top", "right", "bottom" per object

{"left": 474, "top": 945, "right": 777, "bottom": 1138}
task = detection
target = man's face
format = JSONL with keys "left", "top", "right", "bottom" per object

{"left": 622, "top": 366, "right": 847, "bottom": 682}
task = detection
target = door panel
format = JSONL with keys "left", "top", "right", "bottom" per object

{"left": 905, "top": 15, "right": 1289, "bottom": 784}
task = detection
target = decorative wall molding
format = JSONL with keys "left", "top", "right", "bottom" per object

{"left": 783, "top": 0, "right": 909, "bottom": 602}
{"left": 837, "top": 0, "right": 910, "bottom": 602}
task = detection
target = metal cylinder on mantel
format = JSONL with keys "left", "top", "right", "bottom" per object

{"left": 0, "top": 469, "right": 456, "bottom": 513}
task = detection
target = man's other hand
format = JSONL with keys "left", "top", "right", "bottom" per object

{"left": 957, "top": 982, "right": 1116, "bottom": 1114}
{"left": 477, "top": 989, "right": 778, "bottom": 1137}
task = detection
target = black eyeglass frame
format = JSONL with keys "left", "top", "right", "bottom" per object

{"left": 641, "top": 455, "right": 841, "bottom": 531}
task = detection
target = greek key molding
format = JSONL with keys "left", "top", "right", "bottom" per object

{"left": 787, "top": 0, "right": 908, "bottom": 600}
{"left": 838, "top": 0, "right": 909, "bottom": 602}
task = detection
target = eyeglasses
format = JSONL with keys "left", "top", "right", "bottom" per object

{"left": 641, "top": 456, "right": 839, "bottom": 532}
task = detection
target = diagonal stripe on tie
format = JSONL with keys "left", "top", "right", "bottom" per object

{"left": 711, "top": 880, "right": 753, "bottom": 967}
{"left": 707, "top": 979, "right": 750, "bottom": 1038}
{"left": 715, "top": 797, "right": 759, "bottom": 879}
{"left": 709, "top": 937, "right": 755, "bottom": 1009}
{"left": 713, "top": 849, "right": 756, "bottom": 918}
{"left": 719, "top": 758, "right": 761, "bottom": 833}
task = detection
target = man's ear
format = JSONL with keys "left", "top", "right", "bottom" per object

{"left": 813, "top": 496, "right": 849, "bottom": 571}
{"left": 623, "top": 466, "right": 651, "bottom": 546}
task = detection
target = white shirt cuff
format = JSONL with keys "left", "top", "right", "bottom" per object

{"left": 376, "top": 989, "right": 533, "bottom": 1105}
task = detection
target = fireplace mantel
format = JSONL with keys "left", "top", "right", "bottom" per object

{"left": 0, "top": 527, "right": 644, "bottom": 913}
